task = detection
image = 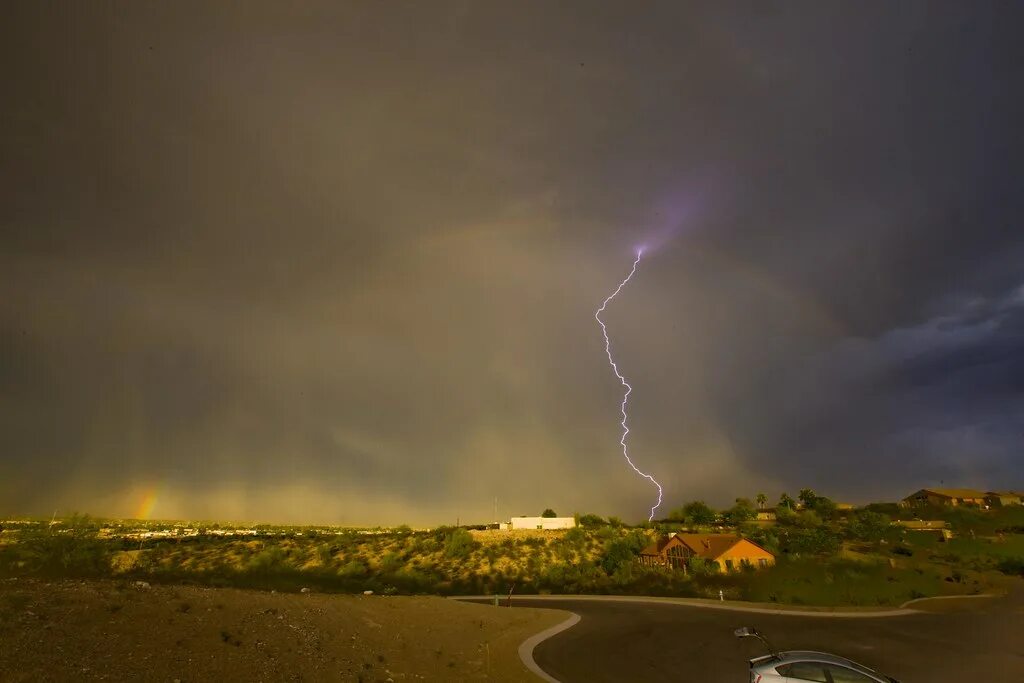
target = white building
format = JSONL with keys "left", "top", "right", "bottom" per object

{"left": 504, "top": 516, "right": 576, "bottom": 530}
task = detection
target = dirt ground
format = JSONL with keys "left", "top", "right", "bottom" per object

{"left": 0, "top": 578, "right": 565, "bottom": 682}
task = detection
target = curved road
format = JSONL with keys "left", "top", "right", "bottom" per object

{"left": 469, "top": 589, "right": 1024, "bottom": 682}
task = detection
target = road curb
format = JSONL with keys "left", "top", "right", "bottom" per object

{"left": 452, "top": 594, "right": 918, "bottom": 617}
{"left": 899, "top": 593, "right": 999, "bottom": 609}
{"left": 516, "top": 612, "right": 581, "bottom": 682}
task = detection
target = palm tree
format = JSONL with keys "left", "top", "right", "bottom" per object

{"left": 756, "top": 493, "right": 768, "bottom": 510}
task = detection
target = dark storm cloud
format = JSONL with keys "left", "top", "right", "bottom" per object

{"left": 1, "top": 2, "right": 1022, "bottom": 523}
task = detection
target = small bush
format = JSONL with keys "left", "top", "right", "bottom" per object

{"left": 443, "top": 529, "right": 477, "bottom": 559}
{"left": 997, "top": 557, "right": 1024, "bottom": 576}
{"left": 18, "top": 515, "right": 111, "bottom": 576}
{"left": 246, "top": 546, "right": 290, "bottom": 574}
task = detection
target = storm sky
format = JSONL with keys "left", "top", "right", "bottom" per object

{"left": 2, "top": 3, "right": 1022, "bottom": 525}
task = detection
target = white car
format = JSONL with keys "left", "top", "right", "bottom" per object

{"left": 735, "top": 628, "right": 900, "bottom": 683}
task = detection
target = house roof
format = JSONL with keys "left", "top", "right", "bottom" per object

{"left": 639, "top": 536, "right": 676, "bottom": 556}
{"left": 675, "top": 534, "right": 743, "bottom": 560}
{"left": 908, "top": 488, "right": 987, "bottom": 499}
{"left": 640, "top": 534, "right": 773, "bottom": 561}
{"left": 986, "top": 491, "right": 1024, "bottom": 497}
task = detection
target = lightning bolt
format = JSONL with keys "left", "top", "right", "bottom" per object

{"left": 595, "top": 249, "right": 664, "bottom": 522}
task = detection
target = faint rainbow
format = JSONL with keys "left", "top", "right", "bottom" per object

{"left": 135, "top": 487, "right": 160, "bottom": 520}
{"left": 687, "top": 243, "right": 846, "bottom": 338}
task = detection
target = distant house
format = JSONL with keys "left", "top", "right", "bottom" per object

{"left": 900, "top": 488, "right": 987, "bottom": 508}
{"left": 755, "top": 509, "right": 776, "bottom": 521}
{"left": 893, "top": 519, "right": 954, "bottom": 541}
{"left": 504, "top": 516, "right": 576, "bottom": 530}
{"left": 639, "top": 534, "right": 775, "bottom": 572}
{"left": 985, "top": 491, "right": 1023, "bottom": 507}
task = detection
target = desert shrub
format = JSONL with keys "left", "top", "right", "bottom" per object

{"left": 386, "top": 567, "right": 438, "bottom": 593}
{"left": 380, "top": 551, "right": 403, "bottom": 573}
{"left": 18, "top": 515, "right": 111, "bottom": 576}
{"left": 997, "top": 557, "right": 1024, "bottom": 576}
{"left": 564, "top": 527, "right": 587, "bottom": 545}
{"left": 688, "top": 557, "right": 720, "bottom": 576}
{"left": 578, "top": 514, "right": 607, "bottom": 528}
{"left": 740, "top": 557, "right": 948, "bottom": 606}
{"left": 338, "top": 559, "right": 367, "bottom": 578}
{"left": 316, "top": 544, "right": 335, "bottom": 567}
{"left": 246, "top": 546, "right": 290, "bottom": 574}
{"left": 443, "top": 529, "right": 477, "bottom": 559}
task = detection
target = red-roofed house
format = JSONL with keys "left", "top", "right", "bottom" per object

{"left": 639, "top": 533, "right": 774, "bottom": 572}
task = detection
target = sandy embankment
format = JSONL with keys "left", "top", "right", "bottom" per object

{"left": 0, "top": 578, "right": 566, "bottom": 682}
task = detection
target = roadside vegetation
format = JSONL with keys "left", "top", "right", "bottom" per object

{"left": 2, "top": 495, "right": 1022, "bottom": 607}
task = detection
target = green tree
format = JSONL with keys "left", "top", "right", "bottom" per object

{"left": 599, "top": 531, "right": 648, "bottom": 575}
{"left": 778, "top": 493, "right": 796, "bottom": 510}
{"left": 795, "top": 510, "right": 824, "bottom": 529}
{"left": 774, "top": 505, "right": 797, "bottom": 525}
{"left": 810, "top": 496, "right": 837, "bottom": 521}
{"left": 847, "top": 510, "right": 891, "bottom": 542}
{"left": 541, "top": 508, "right": 558, "bottom": 518}
{"left": 798, "top": 488, "right": 818, "bottom": 509}
{"left": 725, "top": 498, "right": 757, "bottom": 524}
{"left": 682, "top": 501, "right": 716, "bottom": 525}
{"left": 756, "top": 493, "right": 768, "bottom": 510}
{"left": 578, "top": 513, "right": 606, "bottom": 528}
{"left": 743, "top": 528, "right": 780, "bottom": 555}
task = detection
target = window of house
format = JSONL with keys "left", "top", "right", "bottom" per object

{"left": 758, "top": 558, "right": 769, "bottom": 568}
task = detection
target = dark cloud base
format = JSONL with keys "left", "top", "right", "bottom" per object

{"left": 1, "top": 3, "right": 1022, "bottom": 524}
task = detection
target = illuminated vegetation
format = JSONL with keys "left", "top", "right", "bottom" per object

{"left": 1, "top": 502, "right": 1021, "bottom": 606}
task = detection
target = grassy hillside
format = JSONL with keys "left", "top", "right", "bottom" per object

{"left": 2, "top": 512, "right": 1020, "bottom": 606}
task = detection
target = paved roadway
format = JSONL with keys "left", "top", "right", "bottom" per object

{"left": 478, "top": 588, "right": 1024, "bottom": 682}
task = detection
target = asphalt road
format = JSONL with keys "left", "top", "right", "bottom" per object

{"left": 489, "top": 589, "right": 1024, "bottom": 682}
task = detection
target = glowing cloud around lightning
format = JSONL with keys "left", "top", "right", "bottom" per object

{"left": 595, "top": 249, "right": 664, "bottom": 521}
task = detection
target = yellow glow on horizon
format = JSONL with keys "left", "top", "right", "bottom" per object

{"left": 135, "top": 488, "right": 159, "bottom": 520}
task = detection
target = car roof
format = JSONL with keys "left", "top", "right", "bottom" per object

{"left": 752, "top": 651, "right": 885, "bottom": 677}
